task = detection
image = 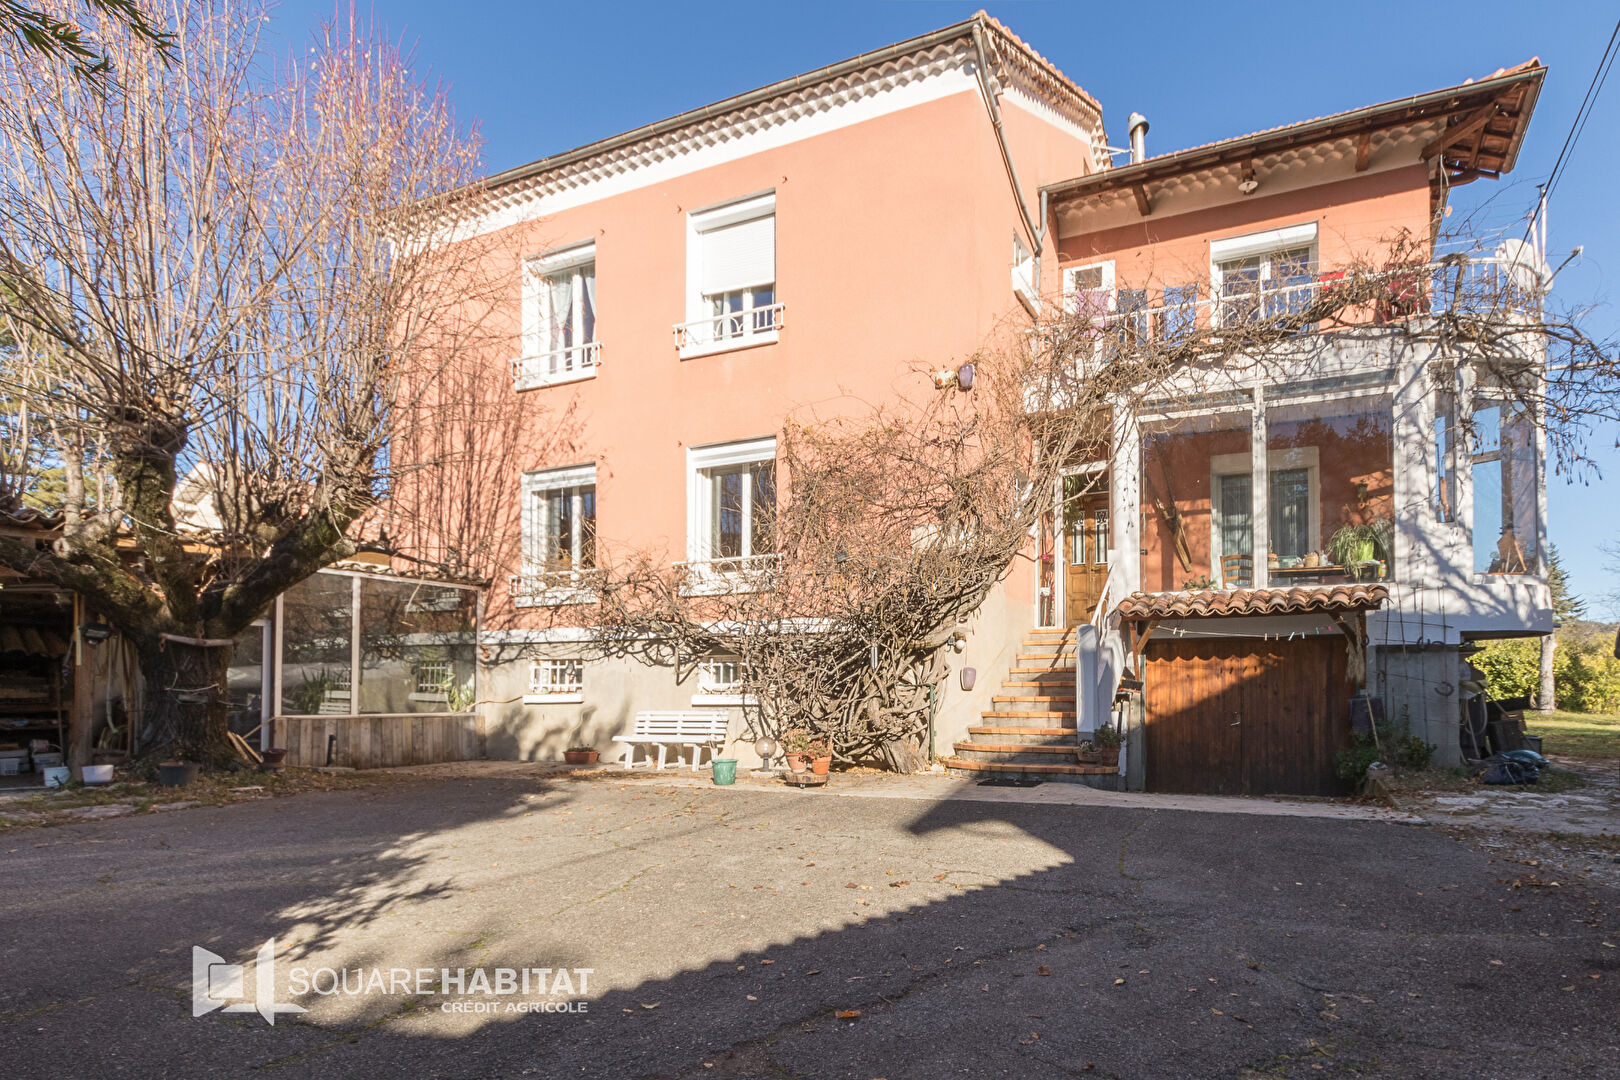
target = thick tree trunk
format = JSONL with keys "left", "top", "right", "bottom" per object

{"left": 879, "top": 736, "right": 930, "bottom": 774}
{"left": 138, "top": 641, "right": 235, "bottom": 765}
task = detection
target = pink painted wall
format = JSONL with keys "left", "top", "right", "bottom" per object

{"left": 1058, "top": 165, "right": 1435, "bottom": 292}
{"left": 473, "top": 86, "right": 1098, "bottom": 625}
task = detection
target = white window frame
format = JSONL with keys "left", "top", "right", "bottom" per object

{"left": 1210, "top": 223, "right": 1318, "bottom": 328}
{"left": 680, "top": 192, "right": 779, "bottom": 359}
{"left": 409, "top": 660, "right": 452, "bottom": 703}
{"left": 1210, "top": 447, "right": 1320, "bottom": 580}
{"left": 1012, "top": 233, "right": 1039, "bottom": 314}
{"left": 524, "top": 659, "right": 584, "bottom": 705}
{"left": 518, "top": 242, "right": 598, "bottom": 390}
{"left": 516, "top": 463, "right": 598, "bottom": 607}
{"left": 691, "top": 654, "right": 756, "bottom": 706}
{"left": 682, "top": 437, "right": 779, "bottom": 595}
{"left": 1062, "top": 260, "right": 1115, "bottom": 315}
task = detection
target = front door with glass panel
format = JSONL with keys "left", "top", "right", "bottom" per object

{"left": 1063, "top": 473, "right": 1110, "bottom": 627}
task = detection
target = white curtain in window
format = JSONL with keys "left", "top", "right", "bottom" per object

{"left": 702, "top": 214, "right": 774, "bottom": 295}
{"left": 547, "top": 273, "right": 574, "bottom": 351}
{"left": 581, "top": 266, "right": 597, "bottom": 343}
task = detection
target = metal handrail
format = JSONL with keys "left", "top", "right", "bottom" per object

{"left": 512, "top": 341, "right": 602, "bottom": 386}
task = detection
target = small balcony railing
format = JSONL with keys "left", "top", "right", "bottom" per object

{"left": 674, "top": 302, "right": 784, "bottom": 353}
{"left": 673, "top": 552, "right": 783, "bottom": 595}
{"left": 512, "top": 341, "right": 601, "bottom": 389}
{"left": 1052, "top": 254, "right": 1544, "bottom": 365}
{"left": 510, "top": 567, "right": 604, "bottom": 605}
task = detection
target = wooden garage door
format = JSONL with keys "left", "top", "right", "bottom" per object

{"left": 1143, "top": 636, "right": 1352, "bottom": 796}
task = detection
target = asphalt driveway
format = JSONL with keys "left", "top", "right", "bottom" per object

{"left": 0, "top": 771, "right": 1615, "bottom": 1079}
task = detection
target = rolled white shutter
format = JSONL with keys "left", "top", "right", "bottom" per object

{"left": 701, "top": 214, "right": 774, "bottom": 295}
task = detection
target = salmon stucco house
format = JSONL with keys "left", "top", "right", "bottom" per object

{"left": 267, "top": 14, "right": 1553, "bottom": 796}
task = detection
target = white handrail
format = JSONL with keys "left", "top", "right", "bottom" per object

{"left": 512, "top": 341, "right": 601, "bottom": 387}
{"left": 674, "top": 302, "right": 785, "bottom": 350}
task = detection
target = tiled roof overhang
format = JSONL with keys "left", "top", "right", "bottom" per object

{"left": 1043, "top": 61, "right": 1544, "bottom": 210}
{"left": 1114, "top": 584, "right": 1389, "bottom": 621}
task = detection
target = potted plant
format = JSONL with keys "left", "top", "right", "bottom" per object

{"left": 158, "top": 761, "right": 200, "bottom": 787}
{"left": 808, "top": 736, "right": 833, "bottom": 776}
{"left": 1075, "top": 740, "right": 1103, "bottom": 765}
{"left": 564, "top": 745, "right": 599, "bottom": 765}
{"left": 1093, "top": 724, "right": 1122, "bottom": 767}
{"left": 1327, "top": 518, "right": 1393, "bottom": 579}
{"left": 781, "top": 728, "right": 812, "bottom": 773}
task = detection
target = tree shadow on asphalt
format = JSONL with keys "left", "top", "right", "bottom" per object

{"left": 5, "top": 773, "right": 1617, "bottom": 1079}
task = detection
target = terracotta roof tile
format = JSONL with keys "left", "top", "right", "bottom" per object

{"left": 1114, "top": 584, "right": 1388, "bottom": 621}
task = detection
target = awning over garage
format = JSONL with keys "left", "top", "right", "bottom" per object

{"left": 1114, "top": 584, "right": 1388, "bottom": 621}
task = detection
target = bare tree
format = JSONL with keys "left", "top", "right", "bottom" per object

{"left": 0, "top": 1, "right": 516, "bottom": 763}
{"left": 509, "top": 227, "right": 1618, "bottom": 771}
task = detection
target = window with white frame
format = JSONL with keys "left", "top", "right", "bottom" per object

{"left": 413, "top": 660, "right": 450, "bottom": 700}
{"left": 692, "top": 654, "right": 755, "bottom": 704}
{"left": 682, "top": 193, "right": 777, "bottom": 352}
{"left": 1012, "top": 234, "right": 1037, "bottom": 309}
{"left": 518, "top": 243, "right": 597, "bottom": 387}
{"left": 686, "top": 437, "right": 777, "bottom": 574}
{"left": 1211, "top": 223, "right": 1317, "bottom": 327}
{"left": 517, "top": 465, "right": 597, "bottom": 602}
{"left": 1063, "top": 261, "right": 1114, "bottom": 318}
{"left": 526, "top": 659, "right": 583, "bottom": 702}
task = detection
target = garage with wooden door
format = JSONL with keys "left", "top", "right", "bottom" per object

{"left": 1116, "top": 586, "right": 1387, "bottom": 797}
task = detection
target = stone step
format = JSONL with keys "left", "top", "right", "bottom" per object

{"left": 1005, "top": 668, "right": 1077, "bottom": 679}
{"left": 943, "top": 756, "right": 1117, "bottom": 777}
{"left": 1002, "top": 677, "right": 1077, "bottom": 689}
{"left": 992, "top": 694, "right": 1074, "bottom": 705}
{"left": 981, "top": 709, "right": 1077, "bottom": 720}
{"left": 1015, "top": 652, "right": 1075, "bottom": 664}
{"left": 967, "top": 726, "right": 1079, "bottom": 740}
{"left": 954, "top": 740, "right": 1078, "bottom": 755}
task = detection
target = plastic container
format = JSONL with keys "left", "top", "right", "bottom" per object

{"left": 82, "top": 764, "right": 114, "bottom": 785}
{"left": 0, "top": 757, "right": 19, "bottom": 776}
{"left": 158, "top": 761, "right": 200, "bottom": 787}
{"left": 711, "top": 758, "right": 738, "bottom": 786}
{"left": 31, "top": 751, "right": 63, "bottom": 772}
{"left": 41, "top": 766, "right": 70, "bottom": 789}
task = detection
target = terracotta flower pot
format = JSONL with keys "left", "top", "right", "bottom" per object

{"left": 1076, "top": 749, "right": 1103, "bottom": 765}
{"left": 785, "top": 753, "right": 808, "bottom": 773}
{"left": 1098, "top": 746, "right": 1120, "bottom": 767}
{"left": 564, "top": 750, "right": 599, "bottom": 765}
{"left": 811, "top": 755, "right": 832, "bottom": 776}
{"left": 260, "top": 748, "right": 287, "bottom": 773}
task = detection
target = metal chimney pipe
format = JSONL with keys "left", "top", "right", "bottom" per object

{"left": 1127, "top": 112, "right": 1149, "bottom": 164}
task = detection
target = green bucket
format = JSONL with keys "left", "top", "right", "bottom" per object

{"left": 711, "top": 758, "right": 738, "bottom": 786}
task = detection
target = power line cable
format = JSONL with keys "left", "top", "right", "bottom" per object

{"left": 1526, "top": 17, "right": 1620, "bottom": 241}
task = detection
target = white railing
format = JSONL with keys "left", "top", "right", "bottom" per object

{"left": 674, "top": 552, "right": 783, "bottom": 595}
{"left": 512, "top": 341, "right": 601, "bottom": 389}
{"left": 1052, "top": 255, "right": 1545, "bottom": 362}
{"left": 674, "top": 302, "right": 784, "bottom": 352}
{"left": 510, "top": 568, "right": 604, "bottom": 605}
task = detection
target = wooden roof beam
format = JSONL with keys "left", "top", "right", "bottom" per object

{"left": 1354, "top": 131, "right": 1371, "bottom": 171}
{"left": 1421, "top": 103, "right": 1500, "bottom": 160}
{"left": 1132, "top": 182, "right": 1152, "bottom": 216}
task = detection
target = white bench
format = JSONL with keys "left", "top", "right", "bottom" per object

{"left": 617, "top": 711, "right": 730, "bottom": 771}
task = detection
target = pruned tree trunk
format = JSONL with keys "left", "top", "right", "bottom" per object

{"left": 138, "top": 641, "right": 235, "bottom": 764}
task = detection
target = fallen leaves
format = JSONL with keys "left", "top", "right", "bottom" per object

{"left": 1037, "top": 965, "right": 1053, "bottom": 977}
{"left": 836, "top": 1009, "right": 862, "bottom": 1020}
{"left": 640, "top": 1002, "right": 660, "bottom": 1010}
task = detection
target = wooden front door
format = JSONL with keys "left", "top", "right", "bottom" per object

{"left": 1063, "top": 486, "right": 1110, "bottom": 627}
{"left": 1142, "top": 635, "right": 1352, "bottom": 796}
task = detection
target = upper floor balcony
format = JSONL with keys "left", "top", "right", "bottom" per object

{"left": 1056, "top": 253, "right": 1545, "bottom": 367}
{"left": 675, "top": 301, "right": 784, "bottom": 359}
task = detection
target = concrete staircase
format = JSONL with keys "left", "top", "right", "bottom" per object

{"left": 943, "top": 627, "right": 1118, "bottom": 786}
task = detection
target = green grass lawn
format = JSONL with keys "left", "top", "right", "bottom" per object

{"left": 1524, "top": 710, "right": 1620, "bottom": 759}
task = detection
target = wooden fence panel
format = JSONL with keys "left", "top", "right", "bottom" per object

{"left": 269, "top": 714, "right": 483, "bottom": 769}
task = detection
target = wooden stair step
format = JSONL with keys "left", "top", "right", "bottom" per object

{"left": 944, "top": 757, "right": 1117, "bottom": 776}
{"left": 968, "top": 726, "right": 1078, "bottom": 737}
{"left": 1002, "top": 678, "right": 1076, "bottom": 688}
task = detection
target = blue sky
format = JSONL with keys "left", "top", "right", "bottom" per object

{"left": 276, "top": 0, "right": 1620, "bottom": 612}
